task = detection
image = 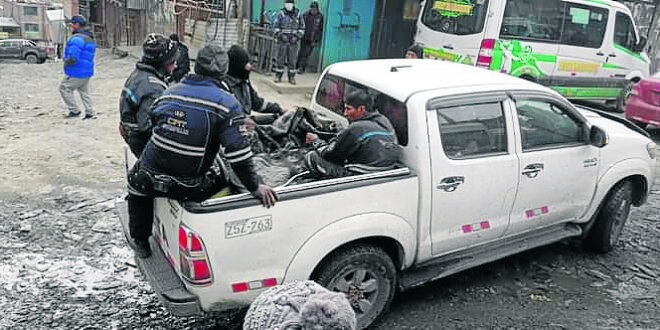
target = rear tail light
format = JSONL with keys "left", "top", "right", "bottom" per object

{"left": 179, "top": 224, "right": 212, "bottom": 285}
{"left": 477, "top": 39, "right": 496, "bottom": 69}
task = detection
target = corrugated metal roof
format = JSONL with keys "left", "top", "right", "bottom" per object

{"left": 126, "top": 0, "right": 148, "bottom": 10}
{"left": 0, "top": 17, "right": 19, "bottom": 28}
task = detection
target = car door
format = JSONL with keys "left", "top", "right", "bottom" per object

{"left": 6, "top": 41, "right": 22, "bottom": 59}
{"left": 427, "top": 92, "right": 519, "bottom": 256}
{"left": 553, "top": 1, "right": 610, "bottom": 98}
{"left": 601, "top": 11, "right": 647, "bottom": 89}
{"left": 506, "top": 93, "right": 599, "bottom": 235}
{"left": 0, "top": 41, "right": 8, "bottom": 58}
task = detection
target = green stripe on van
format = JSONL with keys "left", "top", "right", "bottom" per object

{"left": 550, "top": 86, "right": 622, "bottom": 99}
{"left": 602, "top": 62, "right": 626, "bottom": 70}
{"left": 586, "top": 0, "right": 610, "bottom": 6}
{"left": 613, "top": 43, "right": 648, "bottom": 63}
{"left": 533, "top": 53, "right": 557, "bottom": 63}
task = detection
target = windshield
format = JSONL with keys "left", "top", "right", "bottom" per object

{"left": 421, "top": 0, "right": 489, "bottom": 35}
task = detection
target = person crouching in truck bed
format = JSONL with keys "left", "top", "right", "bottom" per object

{"left": 127, "top": 45, "right": 277, "bottom": 259}
{"left": 304, "top": 90, "right": 400, "bottom": 178}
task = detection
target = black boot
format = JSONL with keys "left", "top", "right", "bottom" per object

{"left": 132, "top": 239, "right": 152, "bottom": 258}
{"left": 288, "top": 75, "right": 296, "bottom": 85}
{"left": 274, "top": 72, "right": 283, "bottom": 83}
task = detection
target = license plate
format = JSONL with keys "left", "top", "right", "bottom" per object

{"left": 225, "top": 215, "right": 272, "bottom": 239}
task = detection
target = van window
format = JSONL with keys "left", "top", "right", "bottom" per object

{"left": 559, "top": 3, "right": 608, "bottom": 48}
{"left": 435, "top": 102, "right": 507, "bottom": 159}
{"left": 315, "top": 74, "right": 409, "bottom": 146}
{"left": 420, "top": 0, "right": 489, "bottom": 35}
{"left": 500, "top": 0, "right": 562, "bottom": 42}
{"left": 614, "top": 12, "right": 637, "bottom": 50}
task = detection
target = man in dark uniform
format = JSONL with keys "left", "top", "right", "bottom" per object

{"left": 305, "top": 90, "right": 400, "bottom": 177}
{"left": 127, "top": 45, "right": 277, "bottom": 258}
{"left": 273, "top": 0, "right": 305, "bottom": 85}
{"left": 119, "top": 33, "right": 177, "bottom": 157}
{"left": 296, "top": 1, "right": 323, "bottom": 74}
{"left": 169, "top": 33, "right": 190, "bottom": 83}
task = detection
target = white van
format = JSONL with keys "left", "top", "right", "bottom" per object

{"left": 415, "top": 0, "right": 650, "bottom": 112}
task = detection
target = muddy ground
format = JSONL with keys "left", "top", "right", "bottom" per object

{"left": 0, "top": 52, "right": 659, "bottom": 330}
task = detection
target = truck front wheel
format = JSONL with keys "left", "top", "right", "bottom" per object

{"left": 25, "top": 54, "right": 38, "bottom": 64}
{"left": 616, "top": 81, "right": 636, "bottom": 113}
{"left": 584, "top": 181, "right": 633, "bottom": 253}
{"left": 313, "top": 244, "right": 396, "bottom": 329}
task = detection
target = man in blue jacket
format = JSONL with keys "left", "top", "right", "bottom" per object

{"left": 59, "top": 15, "right": 97, "bottom": 119}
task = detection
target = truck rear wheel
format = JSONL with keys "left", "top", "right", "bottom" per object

{"left": 25, "top": 54, "right": 38, "bottom": 64}
{"left": 313, "top": 244, "right": 396, "bottom": 329}
{"left": 584, "top": 181, "right": 633, "bottom": 253}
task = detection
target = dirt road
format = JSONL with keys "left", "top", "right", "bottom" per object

{"left": 0, "top": 53, "right": 658, "bottom": 329}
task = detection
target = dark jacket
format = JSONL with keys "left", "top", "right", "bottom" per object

{"left": 302, "top": 10, "right": 323, "bottom": 44}
{"left": 64, "top": 30, "right": 96, "bottom": 78}
{"left": 225, "top": 75, "right": 283, "bottom": 115}
{"left": 119, "top": 62, "right": 169, "bottom": 156}
{"left": 139, "top": 74, "right": 261, "bottom": 192}
{"left": 273, "top": 7, "right": 305, "bottom": 42}
{"left": 320, "top": 112, "right": 399, "bottom": 171}
{"left": 171, "top": 42, "right": 190, "bottom": 83}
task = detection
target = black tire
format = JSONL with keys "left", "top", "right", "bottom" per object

{"left": 615, "top": 81, "right": 636, "bottom": 113}
{"left": 313, "top": 245, "right": 397, "bottom": 329}
{"left": 25, "top": 54, "right": 38, "bottom": 64}
{"left": 584, "top": 181, "right": 633, "bottom": 253}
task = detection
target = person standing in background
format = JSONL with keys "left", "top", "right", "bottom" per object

{"left": 169, "top": 33, "right": 190, "bottom": 83}
{"left": 273, "top": 0, "right": 305, "bottom": 85}
{"left": 296, "top": 1, "right": 323, "bottom": 74}
{"left": 59, "top": 15, "right": 97, "bottom": 119}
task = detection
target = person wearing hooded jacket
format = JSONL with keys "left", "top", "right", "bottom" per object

{"left": 296, "top": 1, "right": 323, "bottom": 74}
{"left": 305, "top": 90, "right": 400, "bottom": 178}
{"left": 59, "top": 15, "right": 97, "bottom": 119}
{"left": 273, "top": 0, "right": 305, "bottom": 84}
{"left": 127, "top": 45, "right": 277, "bottom": 258}
{"left": 119, "top": 33, "right": 178, "bottom": 157}
{"left": 226, "top": 45, "right": 283, "bottom": 116}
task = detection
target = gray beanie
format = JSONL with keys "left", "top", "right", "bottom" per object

{"left": 243, "top": 280, "right": 357, "bottom": 330}
{"left": 195, "top": 45, "right": 229, "bottom": 78}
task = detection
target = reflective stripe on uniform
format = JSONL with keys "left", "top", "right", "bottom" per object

{"left": 155, "top": 95, "right": 230, "bottom": 113}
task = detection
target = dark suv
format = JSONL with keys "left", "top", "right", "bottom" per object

{"left": 0, "top": 39, "right": 48, "bottom": 64}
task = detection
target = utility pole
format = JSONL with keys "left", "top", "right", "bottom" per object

{"left": 237, "top": 0, "right": 244, "bottom": 46}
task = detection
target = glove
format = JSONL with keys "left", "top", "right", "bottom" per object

{"left": 251, "top": 184, "right": 278, "bottom": 208}
{"left": 65, "top": 57, "right": 76, "bottom": 65}
{"left": 265, "top": 102, "right": 283, "bottom": 114}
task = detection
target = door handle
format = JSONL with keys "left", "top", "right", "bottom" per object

{"left": 596, "top": 51, "right": 605, "bottom": 56}
{"left": 522, "top": 163, "right": 544, "bottom": 178}
{"left": 443, "top": 44, "right": 454, "bottom": 50}
{"left": 608, "top": 53, "right": 617, "bottom": 57}
{"left": 437, "top": 176, "right": 464, "bottom": 192}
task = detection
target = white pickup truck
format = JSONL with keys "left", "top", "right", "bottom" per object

{"left": 117, "top": 59, "right": 658, "bottom": 329}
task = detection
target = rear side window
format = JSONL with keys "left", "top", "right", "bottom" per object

{"left": 435, "top": 102, "right": 507, "bottom": 159}
{"left": 420, "top": 0, "right": 489, "bottom": 35}
{"left": 316, "top": 74, "right": 409, "bottom": 146}
{"left": 560, "top": 3, "right": 608, "bottom": 48}
{"left": 500, "top": 0, "right": 562, "bottom": 42}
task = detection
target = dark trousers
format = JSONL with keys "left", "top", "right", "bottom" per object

{"left": 296, "top": 40, "right": 316, "bottom": 72}
{"left": 127, "top": 162, "right": 224, "bottom": 242}
{"left": 275, "top": 41, "right": 300, "bottom": 79}
{"left": 304, "top": 151, "right": 352, "bottom": 178}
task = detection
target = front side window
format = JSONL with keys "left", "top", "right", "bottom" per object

{"left": 515, "top": 99, "right": 584, "bottom": 150}
{"left": 421, "top": 0, "right": 490, "bottom": 35}
{"left": 560, "top": 3, "right": 608, "bottom": 48}
{"left": 614, "top": 12, "right": 637, "bottom": 50}
{"left": 436, "top": 102, "right": 507, "bottom": 159}
{"left": 24, "top": 6, "right": 38, "bottom": 16}
{"left": 500, "top": 0, "right": 562, "bottom": 42}
{"left": 315, "top": 74, "right": 409, "bottom": 145}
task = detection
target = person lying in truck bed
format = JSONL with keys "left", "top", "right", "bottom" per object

{"left": 304, "top": 90, "right": 401, "bottom": 178}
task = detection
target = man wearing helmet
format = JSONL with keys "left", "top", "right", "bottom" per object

{"left": 127, "top": 45, "right": 277, "bottom": 258}
{"left": 59, "top": 15, "right": 97, "bottom": 119}
{"left": 273, "top": 0, "right": 305, "bottom": 84}
{"left": 119, "top": 33, "right": 178, "bottom": 157}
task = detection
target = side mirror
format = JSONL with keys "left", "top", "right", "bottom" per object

{"left": 633, "top": 36, "right": 647, "bottom": 53}
{"left": 590, "top": 125, "right": 609, "bottom": 148}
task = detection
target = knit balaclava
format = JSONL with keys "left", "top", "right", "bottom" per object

{"left": 243, "top": 280, "right": 357, "bottom": 330}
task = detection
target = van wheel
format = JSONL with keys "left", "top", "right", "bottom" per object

{"left": 615, "top": 81, "right": 636, "bottom": 113}
{"left": 313, "top": 245, "right": 396, "bottom": 329}
{"left": 25, "top": 54, "right": 38, "bottom": 64}
{"left": 584, "top": 181, "right": 633, "bottom": 253}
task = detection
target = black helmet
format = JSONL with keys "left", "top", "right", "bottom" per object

{"left": 142, "top": 33, "right": 178, "bottom": 66}
{"left": 70, "top": 15, "right": 86, "bottom": 26}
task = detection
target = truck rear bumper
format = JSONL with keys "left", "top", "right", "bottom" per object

{"left": 115, "top": 197, "right": 202, "bottom": 317}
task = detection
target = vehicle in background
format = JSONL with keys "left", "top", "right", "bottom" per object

{"left": 0, "top": 39, "right": 49, "bottom": 64}
{"left": 625, "top": 72, "right": 660, "bottom": 129}
{"left": 117, "top": 59, "right": 657, "bottom": 329}
{"left": 415, "top": 0, "right": 650, "bottom": 112}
